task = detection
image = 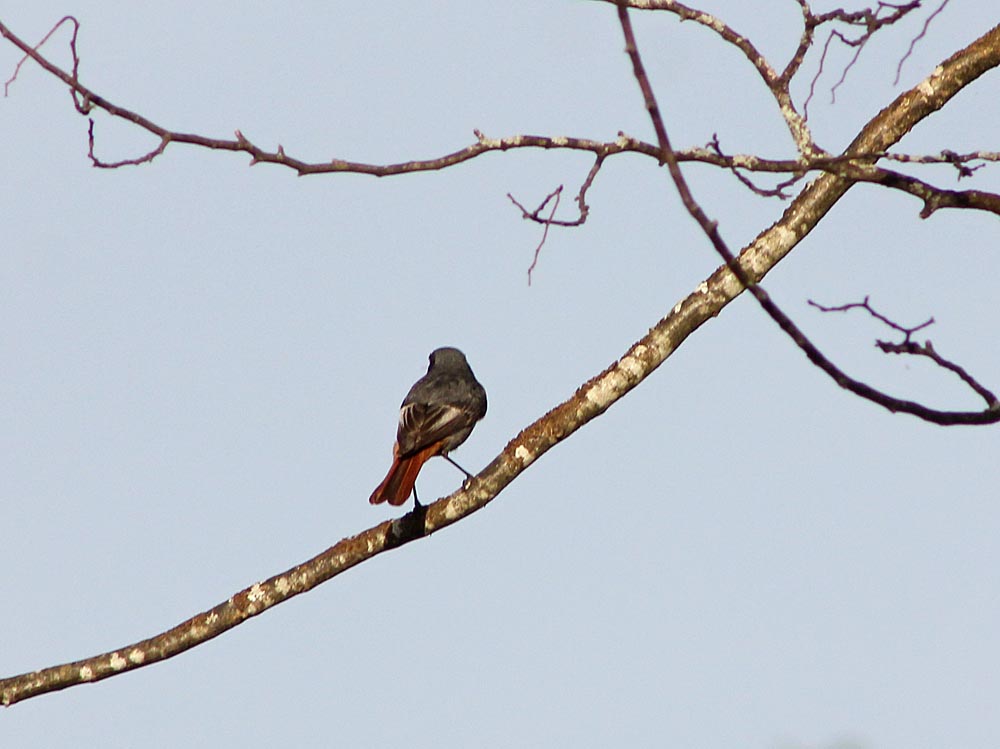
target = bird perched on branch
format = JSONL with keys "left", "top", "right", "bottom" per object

{"left": 369, "top": 347, "right": 487, "bottom": 507}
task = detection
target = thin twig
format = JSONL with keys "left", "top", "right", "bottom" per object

{"left": 809, "top": 296, "right": 997, "bottom": 405}
{"left": 522, "top": 186, "right": 562, "bottom": 285}
{"left": 708, "top": 134, "right": 803, "bottom": 199}
{"left": 808, "top": 296, "right": 934, "bottom": 342}
{"left": 895, "top": 0, "right": 951, "bottom": 84}
{"left": 802, "top": 1, "right": 924, "bottom": 117}
{"left": 3, "top": 15, "right": 79, "bottom": 97}
{"left": 3, "top": 16, "right": 996, "bottom": 212}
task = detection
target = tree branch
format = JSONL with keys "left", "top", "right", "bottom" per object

{"left": 809, "top": 296, "right": 934, "bottom": 341}
{"left": 809, "top": 297, "right": 998, "bottom": 407}
{"left": 606, "top": 0, "right": 819, "bottom": 154}
{"left": 834, "top": 164, "right": 1000, "bottom": 217}
{"left": 4, "top": 15, "right": 998, "bottom": 222}
{"left": 508, "top": 184, "right": 565, "bottom": 284}
{"left": 3, "top": 14, "right": 999, "bottom": 706}
{"left": 807, "top": 1, "right": 924, "bottom": 115}
{"left": 615, "top": 5, "right": 1000, "bottom": 424}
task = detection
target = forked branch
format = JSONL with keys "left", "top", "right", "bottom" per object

{"left": 810, "top": 297, "right": 997, "bottom": 407}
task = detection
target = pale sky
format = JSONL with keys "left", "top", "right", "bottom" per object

{"left": 3, "top": 3, "right": 999, "bottom": 748}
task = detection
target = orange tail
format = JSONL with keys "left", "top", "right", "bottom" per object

{"left": 369, "top": 444, "right": 437, "bottom": 506}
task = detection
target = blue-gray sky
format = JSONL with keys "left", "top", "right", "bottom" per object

{"left": 3, "top": 3, "right": 999, "bottom": 747}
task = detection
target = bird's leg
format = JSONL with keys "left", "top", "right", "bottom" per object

{"left": 412, "top": 485, "right": 422, "bottom": 508}
{"left": 442, "top": 455, "right": 474, "bottom": 484}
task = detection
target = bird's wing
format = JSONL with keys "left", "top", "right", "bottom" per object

{"left": 396, "top": 401, "right": 475, "bottom": 456}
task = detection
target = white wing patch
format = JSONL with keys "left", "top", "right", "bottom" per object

{"left": 396, "top": 402, "right": 469, "bottom": 454}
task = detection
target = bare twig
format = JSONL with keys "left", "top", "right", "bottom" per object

{"left": 4, "top": 16, "right": 997, "bottom": 215}
{"left": 505, "top": 152, "right": 607, "bottom": 281}
{"left": 3, "top": 15, "right": 80, "bottom": 97}
{"left": 507, "top": 152, "right": 605, "bottom": 229}
{"left": 708, "top": 134, "right": 804, "bottom": 199}
{"left": 937, "top": 149, "right": 986, "bottom": 179}
{"left": 530, "top": 187, "right": 560, "bottom": 285}
{"left": 0, "top": 19, "right": 648, "bottom": 175}
{"left": 877, "top": 340, "right": 999, "bottom": 405}
{"left": 507, "top": 185, "right": 561, "bottom": 225}
{"left": 883, "top": 149, "right": 999, "bottom": 171}
{"left": 803, "top": 30, "right": 836, "bottom": 121}
{"left": 508, "top": 185, "right": 564, "bottom": 284}
{"left": 608, "top": 0, "right": 819, "bottom": 155}
{"left": 827, "top": 162, "right": 1000, "bottom": 218}
{"left": 804, "top": 1, "right": 924, "bottom": 118}
{"left": 895, "top": 0, "right": 951, "bottom": 84}
{"left": 782, "top": 0, "right": 819, "bottom": 86}
{"left": 810, "top": 296, "right": 997, "bottom": 406}
{"left": 808, "top": 296, "right": 934, "bottom": 342}
{"left": 87, "top": 119, "right": 168, "bottom": 167}
{"left": 827, "top": 30, "right": 869, "bottom": 105}
{"left": 575, "top": 153, "right": 605, "bottom": 222}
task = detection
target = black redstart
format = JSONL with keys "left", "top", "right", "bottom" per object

{"left": 369, "top": 347, "right": 487, "bottom": 507}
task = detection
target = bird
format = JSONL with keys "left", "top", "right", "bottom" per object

{"left": 369, "top": 347, "right": 487, "bottom": 507}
